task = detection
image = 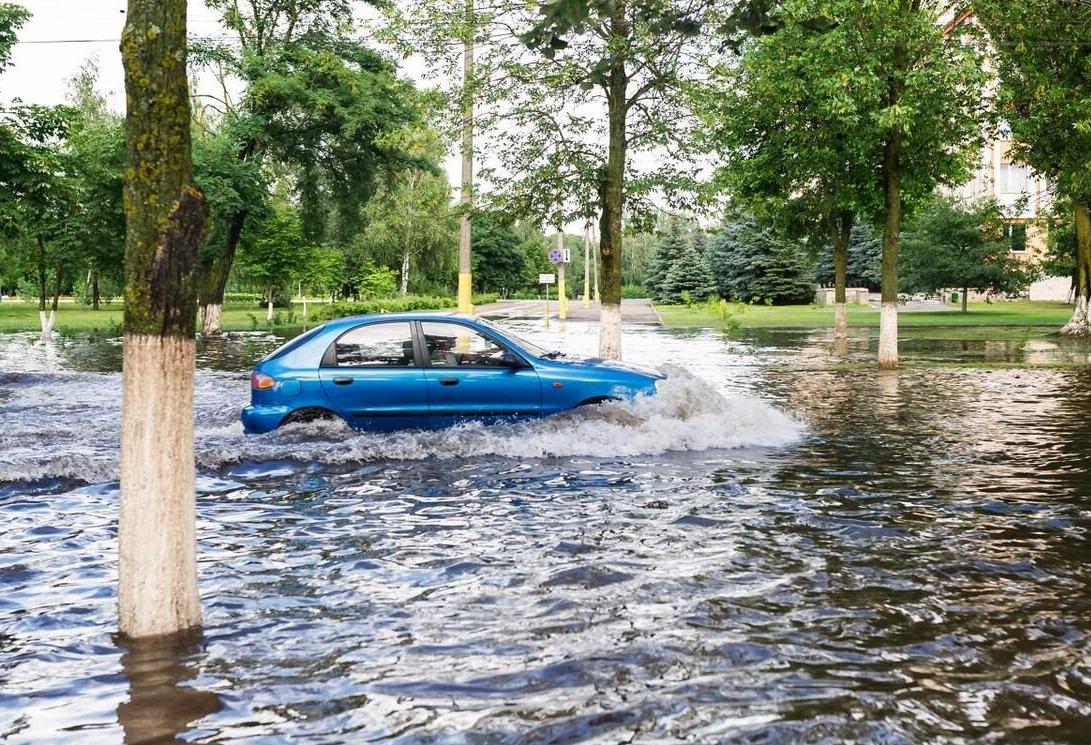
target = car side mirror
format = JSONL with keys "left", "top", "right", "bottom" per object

{"left": 501, "top": 351, "right": 528, "bottom": 369}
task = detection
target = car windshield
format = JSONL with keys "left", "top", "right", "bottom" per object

{"left": 475, "top": 317, "right": 551, "bottom": 358}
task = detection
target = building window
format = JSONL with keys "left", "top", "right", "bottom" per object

{"left": 999, "top": 162, "right": 1032, "bottom": 194}
{"left": 1006, "top": 223, "right": 1028, "bottom": 253}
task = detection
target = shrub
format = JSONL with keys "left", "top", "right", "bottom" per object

{"left": 314, "top": 293, "right": 499, "bottom": 320}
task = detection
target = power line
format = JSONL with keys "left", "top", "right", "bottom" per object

{"left": 15, "top": 35, "right": 237, "bottom": 45}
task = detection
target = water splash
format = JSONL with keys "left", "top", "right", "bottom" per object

{"left": 0, "top": 365, "right": 801, "bottom": 485}
{"left": 198, "top": 366, "right": 803, "bottom": 469}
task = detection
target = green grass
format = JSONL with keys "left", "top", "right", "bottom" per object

{"left": 0, "top": 300, "right": 340, "bottom": 334}
{"left": 657, "top": 300, "right": 1075, "bottom": 334}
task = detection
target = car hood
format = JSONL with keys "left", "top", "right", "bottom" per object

{"left": 546, "top": 356, "right": 666, "bottom": 379}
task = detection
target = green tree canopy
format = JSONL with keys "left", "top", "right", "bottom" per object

{"left": 901, "top": 197, "right": 1039, "bottom": 311}
{"left": 974, "top": 0, "right": 1091, "bottom": 333}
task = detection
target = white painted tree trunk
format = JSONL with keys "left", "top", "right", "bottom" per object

{"left": 199, "top": 304, "right": 222, "bottom": 336}
{"left": 834, "top": 302, "right": 847, "bottom": 339}
{"left": 1061, "top": 295, "right": 1090, "bottom": 336}
{"left": 266, "top": 298, "right": 273, "bottom": 322}
{"left": 599, "top": 302, "right": 622, "bottom": 360}
{"left": 118, "top": 334, "right": 201, "bottom": 638}
{"left": 302, "top": 296, "right": 308, "bottom": 321}
{"left": 400, "top": 248, "right": 410, "bottom": 296}
{"left": 39, "top": 309, "right": 55, "bottom": 342}
{"left": 878, "top": 301, "right": 898, "bottom": 369}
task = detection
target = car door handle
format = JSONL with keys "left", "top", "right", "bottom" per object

{"left": 332, "top": 377, "right": 353, "bottom": 385}
{"left": 438, "top": 378, "right": 460, "bottom": 386}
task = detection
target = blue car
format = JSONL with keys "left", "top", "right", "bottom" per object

{"left": 241, "top": 313, "right": 664, "bottom": 434}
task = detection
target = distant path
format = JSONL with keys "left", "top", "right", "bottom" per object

{"left": 866, "top": 293, "right": 958, "bottom": 313}
{"left": 474, "top": 298, "right": 662, "bottom": 325}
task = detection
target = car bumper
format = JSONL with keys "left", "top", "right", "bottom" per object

{"left": 241, "top": 404, "right": 292, "bottom": 434}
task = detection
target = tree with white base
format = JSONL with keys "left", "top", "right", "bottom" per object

{"left": 118, "top": 0, "right": 207, "bottom": 639}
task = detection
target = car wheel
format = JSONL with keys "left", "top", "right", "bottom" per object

{"left": 577, "top": 396, "right": 620, "bottom": 408}
{"left": 282, "top": 407, "right": 338, "bottom": 426}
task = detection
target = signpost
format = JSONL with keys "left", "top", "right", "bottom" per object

{"left": 539, "top": 272, "right": 555, "bottom": 328}
{"left": 549, "top": 235, "right": 570, "bottom": 320}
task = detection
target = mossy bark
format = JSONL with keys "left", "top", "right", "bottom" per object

{"left": 597, "top": 0, "right": 628, "bottom": 360}
{"left": 119, "top": 0, "right": 207, "bottom": 639}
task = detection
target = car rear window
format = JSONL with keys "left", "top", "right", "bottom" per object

{"left": 261, "top": 324, "right": 326, "bottom": 363}
{"left": 333, "top": 322, "right": 416, "bottom": 367}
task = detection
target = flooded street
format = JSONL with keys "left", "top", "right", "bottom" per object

{"left": 3, "top": 322, "right": 1091, "bottom": 743}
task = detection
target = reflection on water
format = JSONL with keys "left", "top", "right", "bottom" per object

{"left": 3, "top": 323, "right": 1091, "bottom": 742}
{"left": 116, "top": 632, "right": 221, "bottom": 745}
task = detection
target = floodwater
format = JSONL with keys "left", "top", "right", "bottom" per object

{"left": 2, "top": 322, "right": 1091, "bottom": 743}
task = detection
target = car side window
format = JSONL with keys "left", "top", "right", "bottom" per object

{"left": 333, "top": 322, "right": 416, "bottom": 367}
{"left": 420, "top": 322, "right": 512, "bottom": 368}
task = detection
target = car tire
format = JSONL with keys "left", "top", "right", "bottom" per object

{"left": 282, "top": 407, "right": 339, "bottom": 426}
{"left": 576, "top": 396, "right": 620, "bottom": 408}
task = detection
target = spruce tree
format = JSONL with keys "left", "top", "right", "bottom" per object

{"left": 645, "top": 218, "right": 687, "bottom": 302}
{"left": 661, "top": 239, "right": 717, "bottom": 303}
{"left": 708, "top": 215, "right": 816, "bottom": 305}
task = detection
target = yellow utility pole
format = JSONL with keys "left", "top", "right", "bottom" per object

{"left": 592, "top": 220, "right": 600, "bottom": 303}
{"left": 457, "top": 0, "right": 474, "bottom": 314}
{"left": 582, "top": 220, "right": 591, "bottom": 308}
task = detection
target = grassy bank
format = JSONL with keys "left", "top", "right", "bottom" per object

{"left": 0, "top": 300, "right": 425, "bottom": 334}
{"left": 657, "top": 300, "right": 1075, "bottom": 334}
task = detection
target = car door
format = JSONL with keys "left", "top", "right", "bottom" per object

{"left": 417, "top": 320, "right": 542, "bottom": 427}
{"left": 317, "top": 320, "right": 429, "bottom": 430}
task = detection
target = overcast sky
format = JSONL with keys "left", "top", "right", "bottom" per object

{"left": 0, "top": 0, "right": 478, "bottom": 205}
{"left": 1, "top": 1, "right": 675, "bottom": 234}
{"left": 2, "top": 1, "right": 226, "bottom": 109}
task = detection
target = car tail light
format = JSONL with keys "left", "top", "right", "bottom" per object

{"left": 252, "top": 372, "right": 276, "bottom": 390}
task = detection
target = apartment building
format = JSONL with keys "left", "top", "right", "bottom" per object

{"left": 942, "top": 5, "right": 1068, "bottom": 301}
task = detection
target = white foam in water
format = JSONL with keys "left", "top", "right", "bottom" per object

{"left": 196, "top": 366, "right": 803, "bottom": 469}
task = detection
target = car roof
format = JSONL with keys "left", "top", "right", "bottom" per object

{"left": 322, "top": 311, "right": 484, "bottom": 331}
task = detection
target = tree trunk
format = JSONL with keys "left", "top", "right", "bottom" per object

{"left": 830, "top": 211, "right": 852, "bottom": 339}
{"left": 400, "top": 246, "right": 410, "bottom": 296}
{"left": 1061, "top": 201, "right": 1091, "bottom": 335}
{"left": 92, "top": 267, "right": 101, "bottom": 311}
{"left": 457, "top": 0, "right": 474, "bottom": 314}
{"left": 51, "top": 265, "right": 63, "bottom": 312}
{"left": 266, "top": 289, "right": 274, "bottom": 322}
{"left": 597, "top": 1, "right": 628, "bottom": 360}
{"left": 119, "top": 0, "right": 207, "bottom": 640}
{"left": 36, "top": 234, "right": 46, "bottom": 312}
{"left": 962, "top": 286, "right": 968, "bottom": 313}
{"left": 878, "top": 48, "right": 905, "bottom": 369}
{"left": 39, "top": 310, "right": 55, "bottom": 341}
{"left": 198, "top": 208, "right": 246, "bottom": 335}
